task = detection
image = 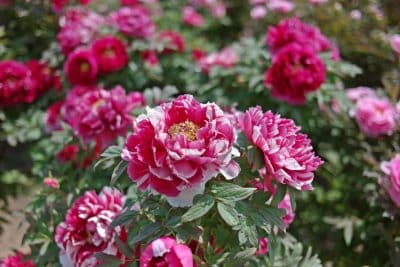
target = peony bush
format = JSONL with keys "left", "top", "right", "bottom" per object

{"left": 1, "top": 0, "right": 400, "bottom": 266}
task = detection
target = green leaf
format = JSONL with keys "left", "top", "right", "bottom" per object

{"left": 211, "top": 182, "right": 256, "bottom": 202}
{"left": 217, "top": 202, "right": 240, "bottom": 226}
{"left": 344, "top": 222, "right": 353, "bottom": 246}
{"left": 247, "top": 146, "right": 264, "bottom": 171}
{"left": 288, "top": 187, "right": 296, "bottom": 211}
{"left": 95, "top": 253, "right": 121, "bottom": 267}
{"left": 181, "top": 195, "right": 215, "bottom": 222}
{"left": 130, "top": 222, "right": 161, "bottom": 244}
{"left": 238, "top": 220, "right": 258, "bottom": 246}
{"left": 259, "top": 206, "right": 285, "bottom": 229}
{"left": 101, "top": 146, "right": 121, "bottom": 158}
{"left": 111, "top": 160, "right": 128, "bottom": 185}
{"left": 271, "top": 185, "right": 287, "bottom": 207}
{"left": 110, "top": 210, "right": 137, "bottom": 229}
{"left": 115, "top": 236, "right": 133, "bottom": 258}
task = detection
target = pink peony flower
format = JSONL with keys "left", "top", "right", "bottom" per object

{"left": 140, "top": 237, "right": 194, "bottom": 267}
{"left": 45, "top": 100, "right": 64, "bottom": 133}
{"left": 55, "top": 187, "right": 126, "bottom": 267}
{"left": 0, "top": 252, "right": 35, "bottom": 267}
{"left": 309, "top": 0, "right": 328, "bottom": 4}
{"left": 251, "top": 6, "right": 267, "bottom": 19}
{"left": 278, "top": 194, "right": 295, "bottom": 227}
{"left": 390, "top": 34, "right": 400, "bottom": 56}
{"left": 255, "top": 238, "right": 269, "bottom": 255}
{"left": 381, "top": 155, "right": 400, "bottom": 207}
{"left": 264, "top": 43, "right": 326, "bottom": 105}
{"left": 122, "top": 94, "right": 240, "bottom": 207}
{"left": 346, "top": 87, "right": 376, "bottom": 103}
{"left": 198, "top": 47, "right": 239, "bottom": 73}
{"left": 267, "top": 0, "right": 294, "bottom": 13}
{"left": 239, "top": 106, "right": 323, "bottom": 190}
{"left": 158, "top": 31, "right": 186, "bottom": 54}
{"left": 65, "top": 48, "right": 98, "bottom": 85}
{"left": 182, "top": 6, "right": 205, "bottom": 27}
{"left": 92, "top": 36, "right": 129, "bottom": 73}
{"left": 350, "top": 9, "right": 362, "bottom": 20}
{"left": 43, "top": 177, "right": 60, "bottom": 189}
{"left": 0, "top": 60, "right": 36, "bottom": 108}
{"left": 57, "top": 144, "right": 79, "bottom": 163}
{"left": 354, "top": 97, "right": 397, "bottom": 138}
{"left": 109, "top": 6, "right": 155, "bottom": 38}
{"left": 27, "top": 60, "right": 60, "bottom": 95}
{"left": 65, "top": 86, "right": 144, "bottom": 148}
{"left": 120, "top": 0, "right": 139, "bottom": 5}
{"left": 51, "top": 0, "right": 90, "bottom": 12}
{"left": 266, "top": 17, "right": 339, "bottom": 60}
{"left": 141, "top": 50, "right": 159, "bottom": 66}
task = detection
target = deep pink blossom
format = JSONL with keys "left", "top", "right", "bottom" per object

{"left": 354, "top": 97, "right": 397, "bottom": 138}
{"left": 381, "top": 155, "right": 400, "bottom": 207}
{"left": 158, "top": 31, "right": 186, "bottom": 54}
{"left": 390, "top": 34, "right": 400, "bottom": 56}
{"left": 45, "top": 101, "right": 64, "bottom": 133}
{"left": 309, "top": 0, "right": 328, "bottom": 4}
{"left": 122, "top": 95, "right": 240, "bottom": 207}
{"left": 57, "top": 144, "right": 79, "bottom": 164}
{"left": 65, "top": 48, "right": 98, "bottom": 85}
{"left": 120, "top": 0, "right": 139, "bottom": 5}
{"left": 264, "top": 43, "right": 326, "bottom": 105}
{"left": 109, "top": 6, "right": 155, "bottom": 38}
{"left": 0, "top": 252, "right": 35, "bottom": 267}
{"left": 255, "top": 238, "right": 269, "bottom": 255}
{"left": 182, "top": 6, "right": 205, "bottom": 27}
{"left": 43, "top": 177, "right": 60, "bottom": 189}
{"left": 278, "top": 194, "right": 295, "bottom": 227}
{"left": 27, "top": 60, "right": 60, "bottom": 95}
{"left": 92, "top": 36, "right": 129, "bottom": 73}
{"left": 141, "top": 50, "right": 159, "bottom": 66}
{"left": 55, "top": 187, "right": 126, "bottom": 267}
{"left": 239, "top": 106, "right": 323, "bottom": 190}
{"left": 266, "top": 17, "right": 339, "bottom": 60}
{"left": 140, "top": 237, "right": 194, "bottom": 267}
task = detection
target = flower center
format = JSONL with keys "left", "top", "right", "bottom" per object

{"left": 103, "top": 48, "right": 115, "bottom": 58}
{"left": 92, "top": 99, "right": 106, "bottom": 110}
{"left": 80, "top": 62, "right": 90, "bottom": 73}
{"left": 168, "top": 120, "right": 199, "bottom": 141}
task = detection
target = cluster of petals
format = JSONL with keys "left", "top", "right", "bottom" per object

{"left": 55, "top": 187, "right": 126, "bottom": 267}
{"left": 0, "top": 252, "right": 36, "bottom": 267}
{"left": 196, "top": 47, "right": 239, "bottom": 73}
{"left": 266, "top": 17, "right": 340, "bottom": 60}
{"left": 43, "top": 177, "right": 60, "bottom": 189}
{"left": 158, "top": 31, "right": 186, "bottom": 54}
{"left": 256, "top": 237, "right": 269, "bottom": 255}
{"left": 65, "top": 36, "right": 128, "bottom": 85}
{"left": 277, "top": 193, "right": 295, "bottom": 227}
{"left": 51, "top": 0, "right": 90, "bottom": 13}
{"left": 381, "top": 155, "right": 400, "bottom": 207}
{"left": 0, "top": 60, "right": 58, "bottom": 108}
{"left": 109, "top": 5, "right": 155, "bottom": 38}
{"left": 182, "top": 6, "right": 205, "bottom": 27}
{"left": 122, "top": 94, "right": 240, "bottom": 207}
{"left": 354, "top": 96, "right": 397, "bottom": 138}
{"left": 140, "top": 237, "right": 195, "bottom": 267}
{"left": 249, "top": 0, "right": 294, "bottom": 20}
{"left": 239, "top": 106, "right": 323, "bottom": 190}
{"left": 346, "top": 86, "right": 376, "bottom": 103}
{"left": 190, "top": 0, "right": 226, "bottom": 18}
{"left": 57, "top": 8, "right": 105, "bottom": 55}
{"left": 264, "top": 43, "right": 326, "bottom": 105}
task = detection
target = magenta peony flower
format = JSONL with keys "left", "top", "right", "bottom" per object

{"left": 239, "top": 106, "right": 323, "bottom": 190}
{"left": 65, "top": 48, "right": 98, "bottom": 85}
{"left": 182, "top": 6, "right": 205, "bottom": 27}
{"left": 55, "top": 187, "right": 126, "bottom": 267}
{"left": 158, "top": 31, "right": 186, "bottom": 54}
{"left": 346, "top": 86, "right": 376, "bottom": 103}
{"left": 43, "top": 177, "right": 60, "bottom": 189}
{"left": 57, "top": 144, "right": 79, "bottom": 164}
{"left": 0, "top": 252, "right": 35, "bottom": 267}
{"left": 390, "top": 34, "right": 400, "bottom": 56}
{"left": 122, "top": 94, "right": 240, "bottom": 207}
{"left": 381, "top": 155, "right": 400, "bottom": 207}
{"left": 267, "top": 0, "right": 294, "bottom": 13}
{"left": 264, "top": 43, "right": 326, "bottom": 105}
{"left": 255, "top": 238, "right": 269, "bottom": 255}
{"left": 45, "top": 100, "right": 64, "bottom": 133}
{"left": 0, "top": 60, "right": 36, "bottom": 108}
{"left": 92, "top": 36, "right": 129, "bottom": 73}
{"left": 140, "top": 237, "right": 194, "bottom": 267}
{"left": 141, "top": 50, "right": 159, "bottom": 66}
{"left": 266, "top": 17, "right": 339, "bottom": 60}
{"left": 27, "top": 60, "right": 60, "bottom": 95}
{"left": 120, "top": 0, "right": 139, "bottom": 5}
{"left": 278, "top": 194, "right": 295, "bottom": 228}
{"left": 109, "top": 6, "right": 155, "bottom": 38}
{"left": 354, "top": 97, "right": 397, "bottom": 138}
{"left": 65, "top": 86, "right": 144, "bottom": 148}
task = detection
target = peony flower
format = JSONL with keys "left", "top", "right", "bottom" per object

{"left": 346, "top": 86, "right": 376, "bottom": 103}
{"left": 27, "top": 60, "right": 60, "bottom": 95}
{"left": 45, "top": 100, "right": 64, "bottom": 133}
{"left": 350, "top": 9, "right": 362, "bottom": 20}
{"left": 43, "top": 177, "right": 60, "bottom": 189}
{"left": 239, "top": 106, "right": 323, "bottom": 190}
{"left": 354, "top": 97, "right": 397, "bottom": 138}
{"left": 0, "top": 60, "right": 35, "bottom": 108}
{"left": 65, "top": 48, "right": 98, "bottom": 85}
{"left": 278, "top": 194, "right": 295, "bottom": 228}
{"left": 251, "top": 6, "right": 267, "bottom": 19}
{"left": 267, "top": 0, "right": 294, "bottom": 14}
{"left": 264, "top": 43, "right": 326, "bottom": 105}
{"left": 92, "top": 36, "right": 129, "bottom": 73}
{"left": 0, "top": 253, "right": 35, "bottom": 267}
{"left": 158, "top": 31, "right": 186, "bottom": 54}
{"left": 141, "top": 50, "right": 159, "bottom": 66}
{"left": 266, "top": 17, "right": 339, "bottom": 60}
{"left": 140, "top": 237, "right": 194, "bottom": 267}
{"left": 109, "top": 6, "right": 155, "bottom": 38}
{"left": 390, "top": 34, "right": 400, "bottom": 56}
{"left": 198, "top": 47, "right": 239, "bottom": 73}
{"left": 121, "top": 0, "right": 139, "bottom": 5}
{"left": 182, "top": 6, "right": 205, "bottom": 27}
{"left": 57, "top": 144, "right": 79, "bottom": 164}
{"left": 51, "top": 0, "right": 90, "bottom": 12}
{"left": 65, "top": 86, "right": 144, "bottom": 148}
{"left": 122, "top": 94, "right": 240, "bottom": 207}
{"left": 55, "top": 187, "right": 126, "bottom": 267}
{"left": 255, "top": 238, "right": 269, "bottom": 255}
{"left": 381, "top": 155, "right": 400, "bottom": 207}
{"left": 309, "top": 0, "right": 328, "bottom": 4}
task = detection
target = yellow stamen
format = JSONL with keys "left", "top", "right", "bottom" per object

{"left": 168, "top": 120, "right": 199, "bottom": 141}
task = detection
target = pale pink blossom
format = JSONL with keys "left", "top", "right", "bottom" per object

{"left": 109, "top": 6, "right": 155, "bottom": 38}
{"left": 251, "top": 6, "right": 267, "bottom": 19}
{"left": 381, "top": 155, "right": 400, "bottom": 207}
{"left": 182, "top": 6, "right": 205, "bottom": 27}
{"left": 43, "top": 177, "right": 60, "bottom": 189}
{"left": 267, "top": 0, "right": 294, "bottom": 13}
{"left": 346, "top": 87, "right": 376, "bottom": 103}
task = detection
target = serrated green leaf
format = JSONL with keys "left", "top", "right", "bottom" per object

{"left": 181, "top": 195, "right": 215, "bottom": 222}
{"left": 211, "top": 182, "right": 256, "bottom": 202}
{"left": 259, "top": 206, "right": 285, "bottom": 229}
{"left": 271, "top": 185, "right": 287, "bottom": 207}
{"left": 217, "top": 202, "right": 239, "bottom": 226}
{"left": 111, "top": 160, "right": 128, "bottom": 185}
